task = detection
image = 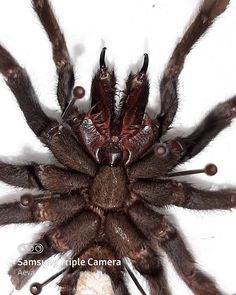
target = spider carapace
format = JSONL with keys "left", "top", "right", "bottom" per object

{"left": 0, "top": 1, "right": 236, "bottom": 295}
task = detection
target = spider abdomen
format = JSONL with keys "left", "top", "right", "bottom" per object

{"left": 89, "top": 166, "right": 128, "bottom": 210}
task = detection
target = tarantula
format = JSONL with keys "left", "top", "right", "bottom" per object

{"left": 0, "top": 0, "right": 235, "bottom": 294}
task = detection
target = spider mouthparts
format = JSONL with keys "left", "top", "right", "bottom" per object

{"left": 100, "top": 47, "right": 107, "bottom": 69}
{"left": 30, "top": 268, "right": 67, "bottom": 294}
{"left": 168, "top": 163, "right": 218, "bottom": 177}
{"left": 139, "top": 53, "right": 149, "bottom": 74}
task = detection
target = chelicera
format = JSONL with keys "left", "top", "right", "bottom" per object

{"left": 0, "top": 0, "right": 235, "bottom": 294}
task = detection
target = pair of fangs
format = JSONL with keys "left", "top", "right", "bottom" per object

{"left": 61, "top": 47, "right": 149, "bottom": 121}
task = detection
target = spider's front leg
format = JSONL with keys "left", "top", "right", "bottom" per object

{"left": 0, "top": 34, "right": 97, "bottom": 176}
{"left": 105, "top": 213, "right": 170, "bottom": 295}
{"left": 173, "top": 95, "right": 236, "bottom": 163}
{"left": 157, "top": 0, "right": 229, "bottom": 136}
{"left": 129, "top": 202, "right": 223, "bottom": 295}
{"left": 132, "top": 177, "right": 236, "bottom": 210}
{"left": 0, "top": 45, "right": 53, "bottom": 136}
{"left": 129, "top": 95, "right": 236, "bottom": 180}
{"left": 32, "top": 0, "right": 74, "bottom": 111}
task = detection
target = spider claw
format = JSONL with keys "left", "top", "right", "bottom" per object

{"left": 139, "top": 53, "right": 149, "bottom": 74}
{"left": 100, "top": 47, "right": 107, "bottom": 69}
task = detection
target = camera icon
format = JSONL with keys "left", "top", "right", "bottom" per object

{"left": 18, "top": 243, "right": 44, "bottom": 254}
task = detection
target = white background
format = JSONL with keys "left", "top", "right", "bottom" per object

{"left": 0, "top": 0, "right": 236, "bottom": 294}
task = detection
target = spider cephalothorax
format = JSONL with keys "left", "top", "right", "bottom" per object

{"left": 0, "top": 0, "right": 235, "bottom": 295}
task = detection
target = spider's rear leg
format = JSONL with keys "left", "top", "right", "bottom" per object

{"left": 129, "top": 202, "right": 223, "bottom": 295}
{"left": 157, "top": 0, "right": 230, "bottom": 136}
{"left": 0, "top": 162, "right": 91, "bottom": 193}
{"left": 9, "top": 236, "right": 58, "bottom": 290}
{"left": 105, "top": 213, "right": 170, "bottom": 295}
{"left": 132, "top": 178, "right": 236, "bottom": 210}
{"left": 0, "top": 192, "right": 85, "bottom": 225}
{"left": 10, "top": 211, "right": 100, "bottom": 291}
{"left": 32, "top": 0, "right": 74, "bottom": 111}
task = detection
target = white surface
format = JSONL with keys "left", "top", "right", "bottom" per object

{"left": 0, "top": 0, "right": 236, "bottom": 294}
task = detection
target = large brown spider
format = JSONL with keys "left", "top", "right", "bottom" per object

{"left": 0, "top": 0, "right": 236, "bottom": 294}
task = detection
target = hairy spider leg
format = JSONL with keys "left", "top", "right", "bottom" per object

{"left": 129, "top": 95, "right": 236, "bottom": 179}
{"left": 0, "top": 44, "right": 54, "bottom": 136}
{"left": 0, "top": 44, "right": 96, "bottom": 176}
{"left": 0, "top": 162, "right": 42, "bottom": 189}
{"left": 0, "top": 162, "right": 91, "bottom": 192}
{"left": 132, "top": 178, "right": 236, "bottom": 210}
{"left": 0, "top": 192, "right": 85, "bottom": 225}
{"left": 128, "top": 141, "right": 185, "bottom": 180}
{"left": 33, "top": 164, "right": 90, "bottom": 193}
{"left": 157, "top": 0, "right": 230, "bottom": 136}
{"left": 9, "top": 236, "right": 58, "bottom": 290}
{"left": 173, "top": 95, "right": 236, "bottom": 163}
{"left": 129, "top": 202, "right": 223, "bottom": 295}
{"left": 9, "top": 211, "right": 100, "bottom": 291}
{"left": 105, "top": 213, "right": 171, "bottom": 295}
{"left": 32, "top": 0, "right": 74, "bottom": 111}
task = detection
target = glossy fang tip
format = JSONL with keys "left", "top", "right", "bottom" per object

{"left": 100, "top": 47, "right": 107, "bottom": 69}
{"left": 140, "top": 53, "right": 149, "bottom": 74}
